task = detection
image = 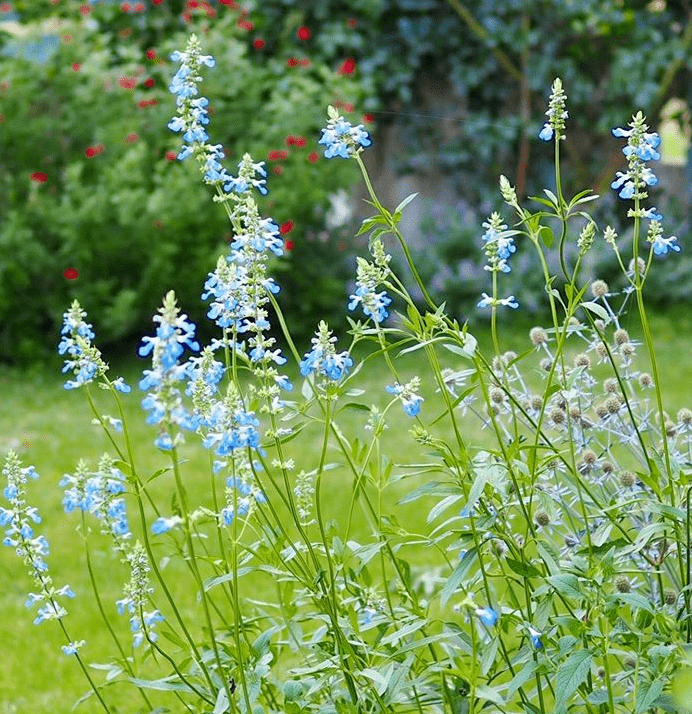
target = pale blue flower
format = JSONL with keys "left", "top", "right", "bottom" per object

{"left": 476, "top": 606, "right": 499, "bottom": 627}
{"left": 319, "top": 107, "right": 372, "bottom": 159}
{"left": 386, "top": 380, "right": 423, "bottom": 417}
{"left": 539, "top": 124, "right": 554, "bottom": 141}
{"left": 652, "top": 234, "right": 680, "bottom": 255}
{"left": 528, "top": 626, "right": 543, "bottom": 649}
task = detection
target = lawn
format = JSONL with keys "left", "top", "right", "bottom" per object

{"left": 2, "top": 307, "right": 692, "bottom": 713}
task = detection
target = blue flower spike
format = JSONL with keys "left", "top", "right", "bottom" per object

{"left": 538, "top": 78, "right": 567, "bottom": 142}
{"left": 319, "top": 105, "right": 372, "bottom": 159}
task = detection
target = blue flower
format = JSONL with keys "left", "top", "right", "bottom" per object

{"left": 348, "top": 285, "right": 392, "bottom": 324}
{"left": 138, "top": 292, "right": 199, "bottom": 444}
{"left": 539, "top": 79, "right": 568, "bottom": 141}
{"left": 59, "top": 300, "right": 108, "bottom": 390}
{"left": 539, "top": 124, "right": 554, "bottom": 141}
{"left": 528, "top": 626, "right": 543, "bottom": 649}
{"left": 386, "top": 380, "right": 424, "bottom": 417}
{"left": 652, "top": 233, "right": 681, "bottom": 255}
{"left": 2, "top": 452, "right": 75, "bottom": 632}
{"left": 611, "top": 113, "right": 661, "bottom": 202}
{"left": 300, "top": 321, "right": 353, "bottom": 381}
{"left": 151, "top": 515, "right": 182, "bottom": 534}
{"left": 477, "top": 293, "right": 519, "bottom": 309}
{"left": 475, "top": 606, "right": 499, "bottom": 627}
{"left": 319, "top": 106, "right": 372, "bottom": 159}
{"left": 62, "top": 640, "right": 85, "bottom": 656}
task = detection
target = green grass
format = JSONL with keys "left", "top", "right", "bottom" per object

{"left": 2, "top": 309, "right": 692, "bottom": 713}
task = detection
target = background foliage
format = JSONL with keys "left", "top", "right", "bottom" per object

{"left": 1, "top": 0, "right": 691, "bottom": 364}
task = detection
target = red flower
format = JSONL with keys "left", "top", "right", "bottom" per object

{"left": 79, "top": 4, "right": 91, "bottom": 14}
{"left": 253, "top": 38, "right": 265, "bottom": 49}
{"left": 268, "top": 149, "right": 288, "bottom": 161}
{"left": 280, "top": 221, "right": 294, "bottom": 234}
{"left": 63, "top": 267, "right": 79, "bottom": 280}
{"left": 219, "top": 0, "right": 238, "bottom": 6}
{"left": 297, "top": 26, "right": 311, "bottom": 40}
{"left": 295, "top": 136, "right": 307, "bottom": 147}
{"left": 0, "top": 3, "right": 11, "bottom": 13}
{"left": 133, "top": 2, "right": 143, "bottom": 11}
{"left": 307, "top": 151, "right": 319, "bottom": 164}
{"left": 146, "top": 48, "right": 157, "bottom": 59}
{"left": 272, "top": 165, "right": 283, "bottom": 175}
{"left": 362, "top": 113, "right": 374, "bottom": 123}
{"left": 299, "top": 58, "right": 311, "bottom": 67}
{"left": 72, "top": 62, "right": 81, "bottom": 72}
{"left": 144, "top": 78, "right": 155, "bottom": 88}
{"left": 118, "top": 77, "right": 137, "bottom": 90}
{"left": 347, "top": 18, "right": 357, "bottom": 29}
{"left": 165, "top": 150, "right": 177, "bottom": 161}
{"left": 85, "top": 146, "right": 97, "bottom": 158}
{"left": 125, "top": 132, "right": 138, "bottom": 143}
{"left": 337, "top": 58, "right": 356, "bottom": 75}
{"left": 62, "top": 34, "right": 73, "bottom": 43}
{"left": 30, "top": 171, "right": 47, "bottom": 183}
{"left": 284, "top": 239, "right": 295, "bottom": 252}
{"left": 237, "top": 19, "right": 254, "bottom": 31}
{"left": 121, "top": 2, "right": 131, "bottom": 11}
{"left": 152, "top": 0, "right": 164, "bottom": 4}
{"left": 286, "top": 57, "right": 299, "bottom": 67}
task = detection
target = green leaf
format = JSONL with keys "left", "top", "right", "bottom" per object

{"left": 544, "top": 188, "right": 560, "bottom": 206}
{"left": 548, "top": 573, "right": 582, "bottom": 600}
{"left": 580, "top": 301, "right": 609, "bottom": 321}
{"left": 507, "top": 660, "right": 537, "bottom": 699}
{"left": 441, "top": 335, "right": 476, "bottom": 359}
{"left": 539, "top": 225, "right": 554, "bottom": 248}
{"left": 635, "top": 678, "right": 664, "bottom": 713}
{"left": 480, "top": 636, "right": 499, "bottom": 676}
{"left": 394, "top": 192, "right": 418, "bottom": 214}
{"left": 555, "top": 650, "right": 593, "bottom": 708}
{"left": 475, "top": 684, "right": 505, "bottom": 706}
{"left": 617, "top": 592, "right": 655, "bottom": 614}
{"left": 441, "top": 548, "right": 478, "bottom": 605}
{"left": 128, "top": 676, "right": 195, "bottom": 693}
{"left": 587, "top": 689, "right": 610, "bottom": 705}
{"left": 505, "top": 556, "right": 542, "bottom": 579}
{"left": 341, "top": 402, "right": 371, "bottom": 412}
{"left": 591, "top": 521, "right": 612, "bottom": 547}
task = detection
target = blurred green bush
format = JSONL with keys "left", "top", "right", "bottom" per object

{"left": 1, "top": 0, "right": 691, "bottom": 363}
{"left": 0, "top": 0, "right": 369, "bottom": 364}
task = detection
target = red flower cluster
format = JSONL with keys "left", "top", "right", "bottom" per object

{"left": 286, "top": 135, "right": 307, "bottom": 147}
{"left": 287, "top": 57, "right": 310, "bottom": 68}
{"left": 30, "top": 171, "right": 47, "bottom": 183}
{"left": 138, "top": 98, "right": 158, "bottom": 109}
{"left": 121, "top": 1, "right": 144, "bottom": 12}
{"left": 118, "top": 76, "right": 137, "bottom": 90}
{"left": 268, "top": 150, "right": 288, "bottom": 161}
{"left": 85, "top": 143, "right": 105, "bottom": 158}
{"left": 337, "top": 58, "right": 356, "bottom": 75}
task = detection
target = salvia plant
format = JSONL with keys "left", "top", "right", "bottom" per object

{"left": 3, "top": 41, "right": 692, "bottom": 714}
